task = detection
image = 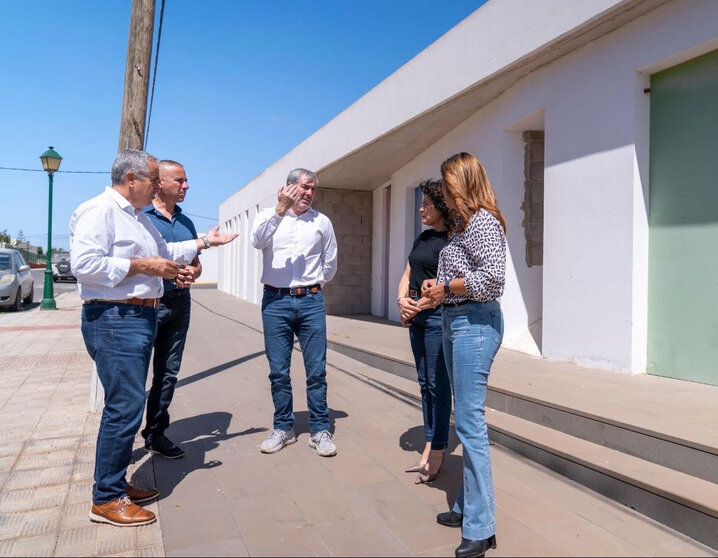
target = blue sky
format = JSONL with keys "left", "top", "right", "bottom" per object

{"left": 0, "top": 1, "right": 485, "bottom": 249}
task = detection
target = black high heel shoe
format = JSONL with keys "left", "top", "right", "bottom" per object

{"left": 455, "top": 534, "right": 497, "bottom": 557}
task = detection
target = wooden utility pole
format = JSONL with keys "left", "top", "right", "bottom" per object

{"left": 92, "top": 0, "right": 155, "bottom": 413}
{"left": 118, "top": 0, "right": 156, "bottom": 152}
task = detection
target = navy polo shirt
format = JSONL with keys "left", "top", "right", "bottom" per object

{"left": 144, "top": 204, "right": 198, "bottom": 293}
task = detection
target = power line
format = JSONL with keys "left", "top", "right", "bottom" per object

{"left": 0, "top": 166, "right": 108, "bottom": 174}
{"left": 145, "top": 0, "right": 166, "bottom": 149}
{"left": 184, "top": 212, "right": 218, "bottom": 221}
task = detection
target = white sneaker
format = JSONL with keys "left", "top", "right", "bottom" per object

{"left": 260, "top": 429, "right": 297, "bottom": 454}
{"left": 308, "top": 430, "right": 337, "bottom": 457}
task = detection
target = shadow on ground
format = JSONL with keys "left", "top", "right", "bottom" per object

{"left": 399, "top": 424, "right": 462, "bottom": 509}
{"left": 173, "top": 351, "right": 266, "bottom": 390}
{"left": 130, "top": 411, "right": 266, "bottom": 500}
{"left": 292, "top": 408, "right": 348, "bottom": 437}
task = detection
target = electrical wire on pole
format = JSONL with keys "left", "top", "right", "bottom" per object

{"left": 144, "top": 0, "right": 166, "bottom": 149}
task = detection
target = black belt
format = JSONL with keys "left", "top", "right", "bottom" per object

{"left": 264, "top": 284, "right": 321, "bottom": 296}
{"left": 441, "top": 299, "right": 473, "bottom": 308}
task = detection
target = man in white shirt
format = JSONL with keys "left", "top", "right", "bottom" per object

{"left": 251, "top": 168, "right": 338, "bottom": 457}
{"left": 70, "top": 150, "right": 236, "bottom": 527}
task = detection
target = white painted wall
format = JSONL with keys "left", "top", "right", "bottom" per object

{"left": 219, "top": 0, "right": 718, "bottom": 374}
{"left": 196, "top": 232, "right": 218, "bottom": 285}
{"left": 371, "top": 0, "right": 718, "bottom": 372}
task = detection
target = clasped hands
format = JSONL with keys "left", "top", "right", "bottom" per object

{"left": 398, "top": 279, "right": 448, "bottom": 326}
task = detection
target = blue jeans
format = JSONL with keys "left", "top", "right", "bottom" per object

{"left": 409, "top": 305, "right": 451, "bottom": 450}
{"left": 261, "top": 289, "right": 329, "bottom": 433}
{"left": 81, "top": 302, "right": 157, "bottom": 505}
{"left": 142, "top": 290, "right": 191, "bottom": 443}
{"left": 442, "top": 300, "right": 503, "bottom": 541}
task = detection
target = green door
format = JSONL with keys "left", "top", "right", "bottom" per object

{"left": 647, "top": 49, "right": 718, "bottom": 385}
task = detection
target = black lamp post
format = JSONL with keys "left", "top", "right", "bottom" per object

{"left": 39, "top": 146, "right": 62, "bottom": 310}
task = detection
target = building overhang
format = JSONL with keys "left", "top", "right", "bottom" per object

{"left": 315, "top": 0, "right": 668, "bottom": 191}
{"left": 222, "top": 0, "right": 669, "bottom": 215}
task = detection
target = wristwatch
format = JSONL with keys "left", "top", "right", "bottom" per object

{"left": 201, "top": 235, "right": 210, "bottom": 250}
{"left": 443, "top": 280, "right": 452, "bottom": 294}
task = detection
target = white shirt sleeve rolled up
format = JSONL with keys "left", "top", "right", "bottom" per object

{"left": 70, "top": 187, "right": 197, "bottom": 300}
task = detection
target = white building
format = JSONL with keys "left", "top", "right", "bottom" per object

{"left": 219, "top": 0, "right": 718, "bottom": 386}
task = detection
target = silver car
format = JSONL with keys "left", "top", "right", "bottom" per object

{"left": 0, "top": 248, "right": 34, "bottom": 311}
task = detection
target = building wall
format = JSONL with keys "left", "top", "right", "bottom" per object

{"left": 218, "top": 0, "right": 718, "bottom": 375}
{"left": 371, "top": 0, "right": 718, "bottom": 372}
{"left": 312, "top": 189, "right": 372, "bottom": 315}
{"left": 216, "top": 187, "right": 371, "bottom": 315}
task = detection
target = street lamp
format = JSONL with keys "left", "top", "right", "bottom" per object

{"left": 39, "top": 146, "right": 62, "bottom": 310}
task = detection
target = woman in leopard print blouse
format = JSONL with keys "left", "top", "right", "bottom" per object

{"left": 423, "top": 152, "right": 506, "bottom": 558}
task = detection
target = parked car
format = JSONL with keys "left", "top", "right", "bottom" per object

{"left": 0, "top": 248, "right": 34, "bottom": 311}
{"left": 51, "top": 250, "right": 76, "bottom": 282}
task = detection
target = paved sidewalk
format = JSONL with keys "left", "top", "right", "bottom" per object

{"left": 153, "top": 290, "right": 716, "bottom": 557}
{"left": 0, "top": 292, "right": 163, "bottom": 557}
{"left": 0, "top": 288, "right": 716, "bottom": 557}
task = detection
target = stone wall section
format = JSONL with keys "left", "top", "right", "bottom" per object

{"left": 313, "top": 189, "right": 372, "bottom": 315}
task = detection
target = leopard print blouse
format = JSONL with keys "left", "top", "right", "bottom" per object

{"left": 436, "top": 208, "right": 506, "bottom": 303}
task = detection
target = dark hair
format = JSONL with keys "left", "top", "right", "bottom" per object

{"left": 419, "top": 179, "right": 452, "bottom": 231}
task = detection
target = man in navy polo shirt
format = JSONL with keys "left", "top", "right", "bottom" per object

{"left": 142, "top": 159, "right": 202, "bottom": 459}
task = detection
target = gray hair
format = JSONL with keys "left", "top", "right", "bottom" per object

{"left": 286, "top": 168, "right": 318, "bottom": 187}
{"left": 111, "top": 149, "right": 158, "bottom": 185}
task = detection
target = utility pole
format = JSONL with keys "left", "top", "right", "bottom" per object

{"left": 92, "top": 0, "right": 155, "bottom": 413}
{"left": 118, "top": 0, "right": 156, "bottom": 151}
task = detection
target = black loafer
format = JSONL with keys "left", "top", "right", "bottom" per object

{"left": 436, "top": 510, "right": 463, "bottom": 528}
{"left": 455, "top": 535, "right": 497, "bottom": 558}
{"left": 145, "top": 434, "right": 185, "bottom": 459}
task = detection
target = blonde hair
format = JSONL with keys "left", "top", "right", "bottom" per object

{"left": 440, "top": 152, "right": 506, "bottom": 234}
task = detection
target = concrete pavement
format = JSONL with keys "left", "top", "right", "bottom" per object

{"left": 0, "top": 288, "right": 716, "bottom": 556}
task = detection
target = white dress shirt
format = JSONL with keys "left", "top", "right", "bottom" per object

{"left": 251, "top": 207, "right": 338, "bottom": 288}
{"left": 69, "top": 186, "right": 198, "bottom": 300}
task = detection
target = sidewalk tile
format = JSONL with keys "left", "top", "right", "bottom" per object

{"left": 8, "top": 534, "right": 56, "bottom": 557}
{"left": 652, "top": 539, "right": 718, "bottom": 557}
{"left": 287, "top": 485, "right": 372, "bottom": 527}
{"left": 316, "top": 516, "right": 409, "bottom": 557}
{"left": 165, "top": 538, "right": 248, "bottom": 557}
{"left": 95, "top": 528, "right": 137, "bottom": 556}
{"left": 0, "top": 444, "right": 23, "bottom": 458}
{"left": 136, "top": 522, "right": 164, "bottom": 548}
{"left": 55, "top": 525, "right": 99, "bottom": 557}
{"left": 137, "top": 543, "right": 165, "bottom": 557}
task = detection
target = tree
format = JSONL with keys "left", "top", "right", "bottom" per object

{"left": 0, "top": 229, "right": 9, "bottom": 243}
{"left": 16, "top": 229, "right": 26, "bottom": 242}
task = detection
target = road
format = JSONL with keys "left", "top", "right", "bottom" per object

{"left": 26, "top": 268, "right": 77, "bottom": 309}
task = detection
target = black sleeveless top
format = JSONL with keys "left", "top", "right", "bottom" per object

{"left": 408, "top": 229, "right": 449, "bottom": 293}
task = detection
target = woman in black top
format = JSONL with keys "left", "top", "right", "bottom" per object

{"left": 397, "top": 179, "right": 452, "bottom": 484}
{"left": 423, "top": 152, "right": 506, "bottom": 558}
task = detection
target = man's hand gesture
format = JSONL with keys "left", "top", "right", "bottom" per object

{"left": 275, "top": 183, "right": 300, "bottom": 216}
{"left": 206, "top": 225, "right": 238, "bottom": 247}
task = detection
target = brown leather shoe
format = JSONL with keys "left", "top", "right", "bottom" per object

{"left": 125, "top": 484, "right": 159, "bottom": 504}
{"left": 89, "top": 497, "right": 156, "bottom": 526}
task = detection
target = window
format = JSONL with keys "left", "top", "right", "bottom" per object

{"left": 13, "top": 251, "right": 26, "bottom": 270}
{"left": 522, "top": 131, "right": 544, "bottom": 267}
{"left": 414, "top": 186, "right": 424, "bottom": 238}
